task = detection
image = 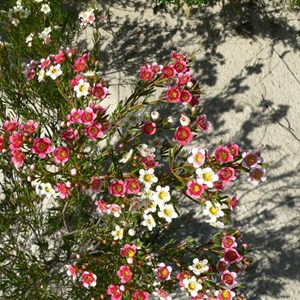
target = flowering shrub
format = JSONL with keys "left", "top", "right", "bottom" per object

{"left": 0, "top": 0, "right": 109, "bottom": 126}
{"left": 0, "top": 43, "right": 267, "bottom": 299}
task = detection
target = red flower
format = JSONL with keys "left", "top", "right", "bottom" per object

{"left": 174, "top": 126, "right": 193, "bottom": 145}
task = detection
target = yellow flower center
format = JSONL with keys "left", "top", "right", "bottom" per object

{"left": 144, "top": 174, "right": 152, "bottom": 182}
{"left": 209, "top": 207, "right": 218, "bottom": 215}
{"left": 203, "top": 172, "right": 212, "bottom": 182}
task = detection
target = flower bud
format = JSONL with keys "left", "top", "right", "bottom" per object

{"left": 70, "top": 168, "right": 77, "bottom": 176}
{"left": 151, "top": 111, "right": 160, "bottom": 121}
{"left": 179, "top": 113, "right": 190, "bottom": 126}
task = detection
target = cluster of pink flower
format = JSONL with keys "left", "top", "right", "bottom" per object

{"left": 1, "top": 49, "right": 267, "bottom": 299}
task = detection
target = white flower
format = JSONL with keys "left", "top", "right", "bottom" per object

{"left": 34, "top": 0, "right": 44, "bottom": 3}
{"left": 137, "top": 143, "right": 155, "bottom": 158}
{"left": 111, "top": 225, "right": 124, "bottom": 240}
{"left": 153, "top": 185, "right": 171, "bottom": 206}
{"left": 157, "top": 204, "right": 178, "bottom": 223}
{"left": 203, "top": 201, "right": 225, "bottom": 223}
{"left": 19, "top": 8, "right": 30, "bottom": 19}
{"left": 46, "top": 64, "right": 62, "bottom": 80}
{"left": 26, "top": 33, "right": 34, "bottom": 47}
{"left": 188, "top": 148, "right": 206, "bottom": 168}
{"left": 119, "top": 149, "right": 133, "bottom": 163}
{"left": 188, "top": 258, "right": 209, "bottom": 276}
{"left": 208, "top": 220, "right": 225, "bottom": 228}
{"left": 74, "top": 79, "right": 90, "bottom": 98}
{"left": 196, "top": 167, "right": 218, "bottom": 188}
{"left": 144, "top": 199, "right": 157, "bottom": 214}
{"left": 139, "top": 168, "right": 158, "bottom": 189}
{"left": 179, "top": 113, "right": 190, "bottom": 126}
{"left": 37, "top": 182, "right": 56, "bottom": 199}
{"left": 37, "top": 68, "right": 45, "bottom": 82}
{"left": 79, "top": 8, "right": 95, "bottom": 26}
{"left": 41, "top": 4, "right": 51, "bottom": 14}
{"left": 182, "top": 276, "right": 202, "bottom": 297}
{"left": 39, "top": 26, "right": 51, "bottom": 44}
{"left": 128, "top": 229, "right": 136, "bottom": 236}
{"left": 123, "top": 112, "right": 141, "bottom": 127}
{"left": 142, "top": 214, "right": 156, "bottom": 231}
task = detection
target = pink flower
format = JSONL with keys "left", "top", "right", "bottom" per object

{"left": 242, "top": 150, "right": 261, "bottom": 168}
{"left": 0, "top": 135, "right": 4, "bottom": 152}
{"left": 31, "top": 137, "right": 54, "bottom": 158}
{"left": 95, "top": 199, "right": 108, "bottom": 213}
{"left": 222, "top": 236, "right": 237, "bottom": 249}
{"left": 70, "top": 74, "right": 82, "bottom": 87}
{"left": 216, "top": 258, "right": 228, "bottom": 273}
{"left": 9, "top": 131, "right": 23, "bottom": 150}
{"left": 40, "top": 57, "right": 51, "bottom": 69}
{"left": 11, "top": 149, "right": 25, "bottom": 168}
{"left": 177, "top": 72, "right": 191, "bottom": 85}
{"left": 67, "top": 108, "right": 83, "bottom": 124}
{"left": 80, "top": 107, "right": 96, "bottom": 125}
{"left": 53, "top": 50, "right": 66, "bottom": 64}
{"left": 55, "top": 183, "right": 70, "bottom": 199}
{"left": 229, "top": 195, "right": 239, "bottom": 210}
{"left": 3, "top": 119, "right": 19, "bottom": 132}
{"left": 162, "top": 65, "right": 176, "bottom": 78}
{"left": 248, "top": 166, "right": 266, "bottom": 185}
{"left": 140, "top": 64, "right": 154, "bottom": 81}
{"left": 53, "top": 146, "right": 70, "bottom": 164}
{"left": 180, "top": 89, "right": 192, "bottom": 105}
{"left": 84, "top": 123, "right": 104, "bottom": 140}
{"left": 156, "top": 263, "right": 172, "bottom": 281}
{"left": 125, "top": 178, "right": 141, "bottom": 194}
{"left": 66, "top": 264, "right": 79, "bottom": 280}
{"left": 92, "top": 83, "right": 108, "bottom": 99}
{"left": 186, "top": 181, "right": 204, "bottom": 199}
{"left": 26, "top": 68, "right": 35, "bottom": 80}
{"left": 60, "top": 128, "right": 77, "bottom": 142}
{"left": 109, "top": 180, "right": 127, "bottom": 197}
{"left": 141, "top": 156, "right": 159, "bottom": 169}
{"left": 90, "top": 177, "right": 102, "bottom": 193}
{"left": 227, "top": 143, "right": 240, "bottom": 157}
{"left": 154, "top": 289, "right": 172, "bottom": 300}
{"left": 73, "top": 57, "right": 86, "bottom": 72}
{"left": 166, "top": 87, "right": 181, "bottom": 103}
{"left": 117, "top": 265, "right": 133, "bottom": 283}
{"left": 171, "top": 50, "right": 186, "bottom": 61}
{"left": 80, "top": 271, "right": 97, "bottom": 288}
{"left": 188, "top": 148, "right": 205, "bottom": 168}
{"left": 215, "top": 146, "right": 233, "bottom": 164}
{"left": 151, "top": 62, "right": 163, "bottom": 74}
{"left": 20, "top": 120, "right": 38, "bottom": 135}
{"left": 224, "top": 248, "right": 241, "bottom": 263}
{"left": 218, "top": 167, "right": 236, "bottom": 185}
{"left": 120, "top": 244, "right": 137, "bottom": 264}
{"left": 196, "top": 114, "right": 211, "bottom": 132}
{"left": 215, "top": 289, "right": 235, "bottom": 300}
{"left": 174, "top": 126, "right": 193, "bottom": 145}
{"left": 221, "top": 270, "right": 237, "bottom": 287}
{"left": 106, "top": 204, "right": 122, "bottom": 217}
{"left": 132, "top": 291, "right": 150, "bottom": 300}
{"left": 188, "top": 148, "right": 206, "bottom": 168}
{"left": 176, "top": 271, "right": 191, "bottom": 287}
{"left": 142, "top": 122, "right": 156, "bottom": 135}
{"left": 174, "top": 60, "right": 188, "bottom": 73}
{"left": 107, "top": 285, "right": 123, "bottom": 300}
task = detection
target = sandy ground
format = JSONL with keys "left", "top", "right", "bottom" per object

{"left": 77, "top": 1, "right": 300, "bottom": 299}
